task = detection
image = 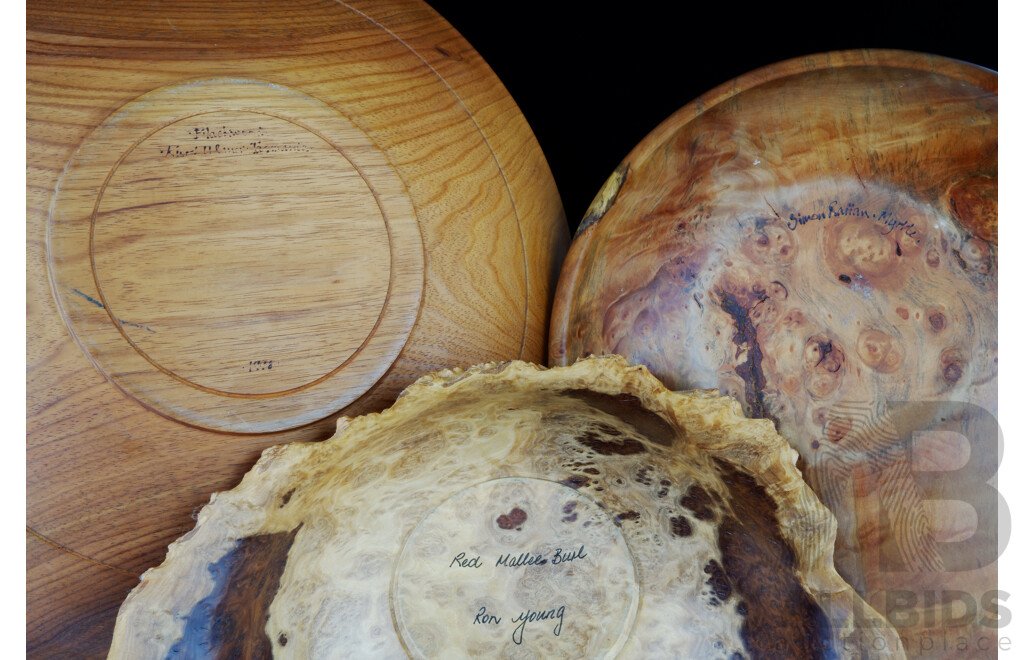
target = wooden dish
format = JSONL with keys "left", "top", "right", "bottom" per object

{"left": 109, "top": 357, "right": 903, "bottom": 659}
{"left": 550, "top": 50, "right": 996, "bottom": 657}
{"left": 27, "top": 1, "right": 566, "bottom": 655}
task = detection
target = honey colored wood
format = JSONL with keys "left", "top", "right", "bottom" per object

{"left": 50, "top": 80, "right": 425, "bottom": 432}
{"left": 27, "top": 0, "right": 567, "bottom": 655}
{"left": 109, "top": 357, "right": 903, "bottom": 658}
{"left": 551, "top": 50, "right": 996, "bottom": 659}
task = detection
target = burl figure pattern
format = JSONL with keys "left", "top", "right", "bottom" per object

{"left": 109, "top": 357, "right": 901, "bottom": 659}
{"left": 551, "top": 51, "right": 996, "bottom": 658}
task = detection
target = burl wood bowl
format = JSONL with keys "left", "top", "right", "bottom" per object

{"left": 109, "top": 357, "right": 903, "bottom": 659}
{"left": 27, "top": 0, "right": 566, "bottom": 654}
{"left": 550, "top": 50, "right": 996, "bottom": 657}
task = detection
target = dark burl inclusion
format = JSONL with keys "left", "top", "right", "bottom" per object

{"left": 576, "top": 428, "right": 646, "bottom": 456}
{"left": 560, "top": 474, "right": 590, "bottom": 489}
{"left": 670, "top": 515, "right": 692, "bottom": 537}
{"left": 680, "top": 484, "right": 716, "bottom": 521}
{"left": 166, "top": 525, "right": 301, "bottom": 660}
{"left": 634, "top": 466, "right": 654, "bottom": 485}
{"left": 616, "top": 511, "right": 640, "bottom": 523}
{"left": 497, "top": 507, "right": 528, "bottom": 530}
{"left": 713, "top": 459, "right": 835, "bottom": 660}
{"left": 717, "top": 290, "right": 779, "bottom": 427}
{"left": 704, "top": 559, "right": 731, "bottom": 603}
{"left": 564, "top": 388, "right": 676, "bottom": 447}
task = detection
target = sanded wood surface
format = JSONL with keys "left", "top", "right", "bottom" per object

{"left": 550, "top": 50, "right": 996, "bottom": 659}
{"left": 109, "top": 357, "right": 902, "bottom": 659}
{"left": 27, "top": 0, "right": 566, "bottom": 655}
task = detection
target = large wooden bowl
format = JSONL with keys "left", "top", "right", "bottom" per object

{"left": 109, "top": 357, "right": 902, "bottom": 659}
{"left": 550, "top": 50, "right": 996, "bottom": 658}
{"left": 27, "top": 1, "right": 566, "bottom": 655}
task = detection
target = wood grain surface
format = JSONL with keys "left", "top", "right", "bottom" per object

{"left": 550, "top": 50, "right": 996, "bottom": 659}
{"left": 27, "top": 0, "right": 567, "bottom": 655}
{"left": 108, "top": 357, "right": 902, "bottom": 659}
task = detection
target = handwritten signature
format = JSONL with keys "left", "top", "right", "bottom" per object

{"left": 160, "top": 140, "right": 311, "bottom": 158}
{"left": 786, "top": 200, "right": 919, "bottom": 242}
{"left": 473, "top": 604, "right": 566, "bottom": 645}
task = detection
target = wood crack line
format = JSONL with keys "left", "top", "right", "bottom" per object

{"left": 27, "top": 526, "right": 139, "bottom": 578}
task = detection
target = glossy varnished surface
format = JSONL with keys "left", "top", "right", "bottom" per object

{"left": 169, "top": 526, "right": 301, "bottom": 659}
{"left": 27, "top": 1, "right": 566, "bottom": 655}
{"left": 550, "top": 50, "right": 996, "bottom": 658}
{"left": 110, "top": 357, "right": 902, "bottom": 659}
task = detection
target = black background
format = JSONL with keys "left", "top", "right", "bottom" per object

{"left": 427, "top": 1, "right": 998, "bottom": 233}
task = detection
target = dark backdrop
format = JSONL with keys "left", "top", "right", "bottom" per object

{"left": 427, "top": 1, "right": 998, "bottom": 233}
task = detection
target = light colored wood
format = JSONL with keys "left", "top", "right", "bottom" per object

{"left": 551, "top": 50, "right": 996, "bottom": 659}
{"left": 27, "top": 0, "right": 567, "bottom": 655}
{"left": 109, "top": 357, "right": 903, "bottom": 659}
{"left": 49, "top": 80, "right": 424, "bottom": 431}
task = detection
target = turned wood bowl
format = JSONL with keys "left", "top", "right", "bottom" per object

{"left": 550, "top": 50, "right": 996, "bottom": 657}
{"left": 27, "top": 1, "right": 566, "bottom": 654}
{"left": 109, "top": 357, "right": 902, "bottom": 659}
